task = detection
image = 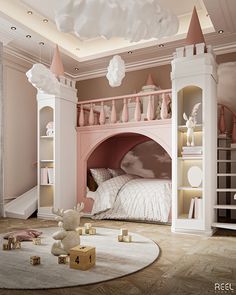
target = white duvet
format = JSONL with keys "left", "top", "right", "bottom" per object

{"left": 89, "top": 174, "right": 171, "bottom": 223}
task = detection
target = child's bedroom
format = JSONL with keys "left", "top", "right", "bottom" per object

{"left": 0, "top": 0, "right": 235, "bottom": 294}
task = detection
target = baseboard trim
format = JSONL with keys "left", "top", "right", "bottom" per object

{"left": 171, "top": 227, "right": 213, "bottom": 236}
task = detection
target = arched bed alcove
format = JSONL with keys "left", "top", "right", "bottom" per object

{"left": 77, "top": 119, "right": 172, "bottom": 213}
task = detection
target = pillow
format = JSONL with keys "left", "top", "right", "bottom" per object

{"left": 87, "top": 170, "right": 98, "bottom": 192}
{"left": 90, "top": 168, "right": 112, "bottom": 186}
{"left": 108, "top": 168, "right": 125, "bottom": 177}
{"left": 3, "top": 229, "right": 42, "bottom": 242}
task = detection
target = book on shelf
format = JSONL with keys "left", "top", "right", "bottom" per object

{"left": 182, "top": 146, "right": 202, "bottom": 157}
{"left": 188, "top": 197, "right": 202, "bottom": 219}
{"left": 40, "top": 168, "right": 48, "bottom": 185}
{"left": 40, "top": 167, "right": 54, "bottom": 185}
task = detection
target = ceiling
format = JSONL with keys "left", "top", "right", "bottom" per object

{"left": 0, "top": 0, "right": 236, "bottom": 80}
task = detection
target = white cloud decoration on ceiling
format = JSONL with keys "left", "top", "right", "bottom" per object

{"left": 106, "top": 55, "right": 125, "bottom": 87}
{"left": 26, "top": 64, "right": 60, "bottom": 95}
{"left": 54, "top": 0, "right": 179, "bottom": 42}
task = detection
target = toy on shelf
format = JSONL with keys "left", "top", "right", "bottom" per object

{"left": 58, "top": 254, "right": 69, "bottom": 264}
{"left": 46, "top": 121, "right": 54, "bottom": 136}
{"left": 51, "top": 203, "right": 84, "bottom": 256}
{"left": 118, "top": 228, "right": 132, "bottom": 243}
{"left": 183, "top": 103, "right": 201, "bottom": 146}
{"left": 30, "top": 256, "right": 41, "bottom": 265}
{"left": 70, "top": 245, "right": 96, "bottom": 270}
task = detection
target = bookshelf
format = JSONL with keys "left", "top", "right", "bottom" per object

{"left": 37, "top": 78, "right": 77, "bottom": 219}
{"left": 171, "top": 45, "right": 217, "bottom": 235}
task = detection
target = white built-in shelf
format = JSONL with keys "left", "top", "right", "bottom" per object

{"left": 178, "top": 186, "right": 203, "bottom": 191}
{"left": 217, "top": 160, "right": 236, "bottom": 163}
{"left": 212, "top": 222, "right": 236, "bottom": 230}
{"left": 178, "top": 156, "right": 203, "bottom": 160}
{"left": 217, "top": 147, "right": 236, "bottom": 151}
{"left": 177, "top": 214, "right": 188, "bottom": 219}
{"left": 177, "top": 214, "right": 200, "bottom": 220}
{"left": 214, "top": 205, "right": 236, "bottom": 209}
{"left": 40, "top": 184, "right": 53, "bottom": 186}
{"left": 40, "top": 160, "right": 54, "bottom": 163}
{"left": 40, "top": 136, "right": 54, "bottom": 139}
{"left": 217, "top": 173, "right": 236, "bottom": 176}
{"left": 216, "top": 188, "right": 236, "bottom": 192}
{"left": 178, "top": 124, "right": 203, "bottom": 132}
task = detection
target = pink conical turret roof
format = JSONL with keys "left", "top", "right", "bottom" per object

{"left": 186, "top": 6, "right": 205, "bottom": 46}
{"left": 50, "top": 45, "right": 64, "bottom": 77}
{"left": 145, "top": 73, "right": 155, "bottom": 86}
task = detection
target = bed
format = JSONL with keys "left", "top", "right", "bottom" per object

{"left": 87, "top": 174, "right": 172, "bottom": 223}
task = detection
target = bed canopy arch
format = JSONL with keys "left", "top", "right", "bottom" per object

{"left": 77, "top": 120, "right": 172, "bottom": 212}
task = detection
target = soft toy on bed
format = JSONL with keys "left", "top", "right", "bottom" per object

{"left": 51, "top": 203, "right": 84, "bottom": 256}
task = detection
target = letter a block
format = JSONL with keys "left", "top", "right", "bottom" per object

{"left": 70, "top": 245, "right": 95, "bottom": 271}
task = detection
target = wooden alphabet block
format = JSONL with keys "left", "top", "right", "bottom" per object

{"left": 76, "top": 228, "right": 83, "bottom": 235}
{"left": 118, "top": 235, "right": 123, "bottom": 242}
{"left": 70, "top": 245, "right": 95, "bottom": 271}
{"left": 32, "top": 237, "right": 41, "bottom": 245}
{"left": 84, "top": 223, "right": 92, "bottom": 229}
{"left": 2, "top": 243, "right": 10, "bottom": 250}
{"left": 30, "top": 256, "right": 40, "bottom": 265}
{"left": 8, "top": 236, "right": 14, "bottom": 250}
{"left": 15, "top": 241, "right": 21, "bottom": 249}
{"left": 123, "top": 235, "right": 132, "bottom": 243}
{"left": 58, "top": 254, "right": 68, "bottom": 264}
{"left": 88, "top": 228, "right": 96, "bottom": 235}
{"left": 85, "top": 228, "right": 90, "bottom": 234}
{"left": 120, "top": 228, "right": 128, "bottom": 236}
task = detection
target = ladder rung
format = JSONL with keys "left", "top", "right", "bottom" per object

{"left": 217, "top": 160, "right": 236, "bottom": 163}
{"left": 217, "top": 173, "right": 236, "bottom": 176}
{"left": 217, "top": 189, "right": 236, "bottom": 192}
{"left": 214, "top": 205, "right": 236, "bottom": 209}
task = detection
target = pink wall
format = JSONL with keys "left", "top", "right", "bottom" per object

{"left": 87, "top": 133, "right": 150, "bottom": 169}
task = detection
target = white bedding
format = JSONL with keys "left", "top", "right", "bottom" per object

{"left": 89, "top": 174, "right": 171, "bottom": 223}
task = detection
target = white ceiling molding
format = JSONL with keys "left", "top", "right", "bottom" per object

{"left": 3, "top": 34, "right": 236, "bottom": 81}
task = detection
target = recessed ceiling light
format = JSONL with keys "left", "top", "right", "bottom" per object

{"left": 11, "top": 26, "right": 16, "bottom": 30}
{"left": 128, "top": 51, "right": 133, "bottom": 54}
{"left": 27, "top": 11, "right": 33, "bottom": 15}
{"left": 159, "top": 44, "right": 164, "bottom": 48}
{"left": 218, "top": 29, "right": 224, "bottom": 34}
{"left": 26, "top": 34, "right": 31, "bottom": 38}
{"left": 39, "top": 41, "right": 45, "bottom": 45}
{"left": 43, "top": 19, "right": 48, "bottom": 23}
{"left": 74, "top": 67, "right": 79, "bottom": 71}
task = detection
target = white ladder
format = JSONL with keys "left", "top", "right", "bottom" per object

{"left": 213, "top": 136, "right": 236, "bottom": 231}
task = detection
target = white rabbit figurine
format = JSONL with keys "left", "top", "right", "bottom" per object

{"left": 183, "top": 103, "right": 201, "bottom": 146}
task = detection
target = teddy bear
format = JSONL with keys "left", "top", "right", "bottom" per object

{"left": 51, "top": 203, "right": 84, "bottom": 256}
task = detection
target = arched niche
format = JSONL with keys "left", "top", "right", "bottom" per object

{"left": 39, "top": 106, "right": 53, "bottom": 136}
{"left": 177, "top": 86, "right": 202, "bottom": 126}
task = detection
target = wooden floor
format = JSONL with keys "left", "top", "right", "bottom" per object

{"left": 0, "top": 217, "right": 235, "bottom": 295}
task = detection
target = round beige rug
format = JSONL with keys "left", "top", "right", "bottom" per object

{"left": 0, "top": 227, "right": 159, "bottom": 289}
